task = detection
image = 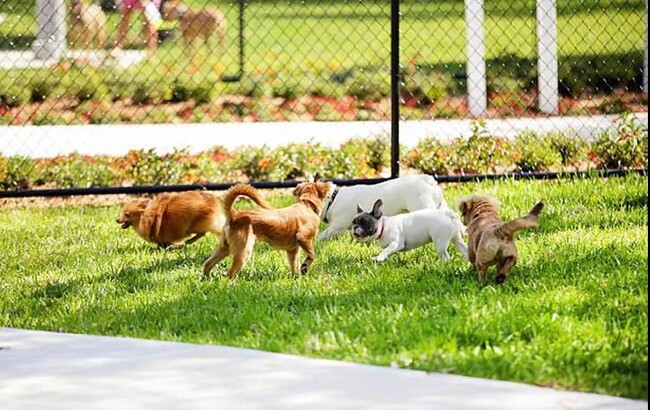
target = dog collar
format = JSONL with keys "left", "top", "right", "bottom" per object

{"left": 322, "top": 185, "right": 340, "bottom": 223}
{"left": 376, "top": 219, "right": 385, "bottom": 240}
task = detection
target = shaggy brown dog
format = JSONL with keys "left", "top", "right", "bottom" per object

{"left": 68, "top": 0, "right": 106, "bottom": 50}
{"left": 202, "top": 181, "right": 332, "bottom": 280}
{"left": 117, "top": 191, "right": 225, "bottom": 248}
{"left": 162, "top": 1, "right": 226, "bottom": 48}
{"left": 457, "top": 196, "right": 544, "bottom": 284}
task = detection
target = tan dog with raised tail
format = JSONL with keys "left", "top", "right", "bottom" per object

{"left": 457, "top": 196, "right": 544, "bottom": 284}
{"left": 203, "top": 181, "right": 332, "bottom": 280}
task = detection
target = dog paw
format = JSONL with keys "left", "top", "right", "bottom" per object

{"left": 300, "top": 263, "right": 308, "bottom": 275}
{"left": 495, "top": 274, "right": 507, "bottom": 285}
{"left": 372, "top": 255, "right": 385, "bottom": 263}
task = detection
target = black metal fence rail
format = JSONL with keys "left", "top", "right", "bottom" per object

{"left": 1, "top": 169, "right": 645, "bottom": 199}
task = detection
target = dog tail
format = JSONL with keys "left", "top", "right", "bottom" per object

{"left": 494, "top": 201, "right": 545, "bottom": 238}
{"left": 444, "top": 209, "right": 466, "bottom": 235}
{"left": 222, "top": 184, "right": 272, "bottom": 218}
{"left": 421, "top": 174, "right": 453, "bottom": 212}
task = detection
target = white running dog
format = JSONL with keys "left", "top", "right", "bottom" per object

{"left": 352, "top": 199, "right": 468, "bottom": 262}
{"left": 316, "top": 174, "right": 452, "bottom": 240}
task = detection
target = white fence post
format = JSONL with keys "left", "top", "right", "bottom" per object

{"left": 536, "top": 0, "right": 559, "bottom": 115}
{"left": 464, "top": 0, "right": 487, "bottom": 117}
{"left": 32, "top": 0, "right": 67, "bottom": 61}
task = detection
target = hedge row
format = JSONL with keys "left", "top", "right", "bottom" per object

{"left": 1, "top": 114, "right": 646, "bottom": 191}
{"left": 1, "top": 53, "right": 644, "bottom": 115}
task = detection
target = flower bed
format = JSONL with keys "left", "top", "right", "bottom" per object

{"left": 0, "top": 55, "right": 646, "bottom": 125}
{"left": 0, "top": 114, "right": 646, "bottom": 191}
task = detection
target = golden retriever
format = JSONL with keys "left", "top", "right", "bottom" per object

{"left": 457, "top": 195, "right": 544, "bottom": 284}
{"left": 202, "top": 181, "right": 332, "bottom": 280}
{"left": 117, "top": 191, "right": 225, "bottom": 248}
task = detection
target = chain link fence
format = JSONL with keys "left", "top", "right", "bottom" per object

{"left": 0, "top": 0, "right": 647, "bottom": 195}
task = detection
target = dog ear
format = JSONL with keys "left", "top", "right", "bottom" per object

{"left": 371, "top": 199, "right": 383, "bottom": 219}
{"left": 356, "top": 203, "right": 364, "bottom": 214}
{"left": 314, "top": 173, "right": 321, "bottom": 182}
{"left": 316, "top": 181, "right": 330, "bottom": 198}
{"left": 457, "top": 197, "right": 470, "bottom": 216}
{"left": 293, "top": 184, "right": 303, "bottom": 197}
{"left": 137, "top": 198, "right": 151, "bottom": 209}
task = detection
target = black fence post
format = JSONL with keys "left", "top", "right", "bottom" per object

{"left": 222, "top": 0, "right": 245, "bottom": 82}
{"left": 390, "top": 0, "right": 400, "bottom": 179}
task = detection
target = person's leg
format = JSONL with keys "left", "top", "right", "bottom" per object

{"left": 139, "top": 0, "right": 161, "bottom": 55}
{"left": 142, "top": 17, "right": 158, "bottom": 55}
{"left": 115, "top": 6, "right": 133, "bottom": 51}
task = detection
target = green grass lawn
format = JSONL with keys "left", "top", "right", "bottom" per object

{"left": 2, "top": 0, "right": 645, "bottom": 63}
{"left": 0, "top": 175, "right": 647, "bottom": 399}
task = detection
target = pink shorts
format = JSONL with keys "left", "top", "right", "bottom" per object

{"left": 120, "top": 0, "right": 161, "bottom": 11}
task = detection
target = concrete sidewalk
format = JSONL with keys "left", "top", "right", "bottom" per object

{"left": 0, "top": 113, "right": 647, "bottom": 158}
{"left": 0, "top": 328, "right": 645, "bottom": 409}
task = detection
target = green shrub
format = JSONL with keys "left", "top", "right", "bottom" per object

{"left": 270, "top": 141, "right": 331, "bottom": 180}
{"left": 348, "top": 71, "right": 390, "bottom": 102}
{"left": 559, "top": 53, "right": 643, "bottom": 96}
{"left": 402, "top": 71, "right": 450, "bottom": 106}
{"left": 131, "top": 82, "right": 161, "bottom": 105}
{"left": 39, "top": 154, "right": 114, "bottom": 188}
{"left": 104, "top": 76, "right": 133, "bottom": 101}
{"left": 76, "top": 100, "right": 121, "bottom": 124}
{"left": 32, "top": 111, "right": 65, "bottom": 125}
{"left": 329, "top": 138, "right": 376, "bottom": 178}
{"left": 238, "top": 74, "right": 271, "bottom": 98}
{"left": 29, "top": 78, "right": 57, "bottom": 103}
{"left": 167, "top": 79, "right": 192, "bottom": 103}
{"left": 191, "top": 84, "right": 215, "bottom": 104}
{"left": 0, "top": 156, "right": 36, "bottom": 189}
{"left": 488, "top": 77, "right": 526, "bottom": 94}
{"left": 183, "top": 151, "right": 228, "bottom": 183}
{"left": 513, "top": 131, "right": 562, "bottom": 172}
{"left": 2, "top": 119, "right": 644, "bottom": 190}
{"left": 118, "top": 149, "right": 193, "bottom": 185}
{"left": 363, "top": 134, "right": 390, "bottom": 172}
{"left": 591, "top": 113, "right": 648, "bottom": 169}
{"left": 486, "top": 55, "right": 537, "bottom": 94}
{"left": 598, "top": 97, "right": 627, "bottom": 115}
{"left": 0, "top": 85, "right": 29, "bottom": 108}
{"left": 403, "top": 138, "right": 452, "bottom": 176}
{"left": 449, "top": 121, "right": 512, "bottom": 174}
{"left": 227, "top": 146, "right": 275, "bottom": 181}
{"left": 76, "top": 79, "right": 109, "bottom": 102}
{"left": 272, "top": 73, "right": 301, "bottom": 100}
{"left": 305, "top": 74, "right": 331, "bottom": 97}
{"left": 547, "top": 131, "right": 588, "bottom": 167}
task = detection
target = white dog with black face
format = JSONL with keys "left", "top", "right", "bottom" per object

{"left": 317, "top": 174, "right": 452, "bottom": 240}
{"left": 352, "top": 199, "right": 468, "bottom": 262}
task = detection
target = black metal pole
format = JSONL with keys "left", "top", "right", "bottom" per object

{"left": 390, "top": 0, "right": 400, "bottom": 179}
{"left": 2, "top": 169, "right": 645, "bottom": 199}
{"left": 238, "top": 0, "right": 244, "bottom": 79}
{"left": 221, "top": 0, "right": 245, "bottom": 82}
